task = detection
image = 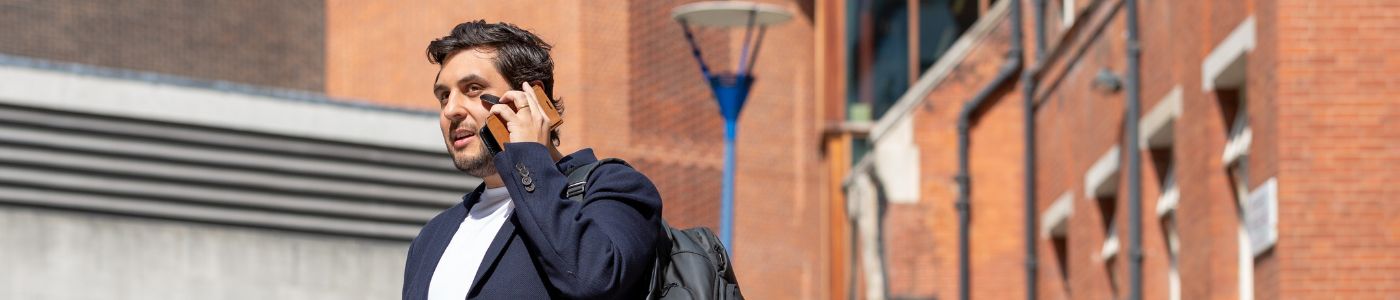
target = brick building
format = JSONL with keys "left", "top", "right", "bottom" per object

{"left": 1, "top": 0, "right": 1394, "bottom": 299}
{"left": 845, "top": 0, "right": 1399, "bottom": 299}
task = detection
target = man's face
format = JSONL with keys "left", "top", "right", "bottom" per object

{"left": 433, "top": 49, "right": 511, "bottom": 177}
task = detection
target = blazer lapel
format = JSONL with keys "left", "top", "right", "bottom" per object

{"left": 408, "top": 187, "right": 482, "bottom": 299}
{"left": 409, "top": 203, "right": 466, "bottom": 299}
{"left": 466, "top": 213, "right": 518, "bottom": 297}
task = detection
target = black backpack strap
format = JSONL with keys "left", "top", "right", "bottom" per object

{"left": 563, "top": 158, "right": 630, "bottom": 202}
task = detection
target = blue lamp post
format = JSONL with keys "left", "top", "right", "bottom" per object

{"left": 671, "top": 1, "right": 792, "bottom": 251}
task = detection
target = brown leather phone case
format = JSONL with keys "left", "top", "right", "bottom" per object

{"left": 533, "top": 85, "right": 563, "bottom": 129}
{"left": 481, "top": 84, "right": 561, "bottom": 154}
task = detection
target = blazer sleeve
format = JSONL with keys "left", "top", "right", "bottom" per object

{"left": 492, "top": 143, "right": 664, "bottom": 299}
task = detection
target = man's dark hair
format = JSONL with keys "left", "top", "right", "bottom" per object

{"left": 428, "top": 20, "right": 563, "bottom": 145}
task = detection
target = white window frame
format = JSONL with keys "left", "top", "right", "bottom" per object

{"left": 1142, "top": 85, "right": 1184, "bottom": 300}
{"left": 1061, "top": 0, "right": 1077, "bottom": 28}
{"left": 1041, "top": 191, "right": 1075, "bottom": 239}
{"left": 1084, "top": 146, "right": 1121, "bottom": 262}
{"left": 1202, "top": 16, "right": 1256, "bottom": 92}
{"left": 1204, "top": 16, "right": 1259, "bottom": 300}
{"left": 1041, "top": 191, "right": 1075, "bottom": 296}
{"left": 1084, "top": 146, "right": 1121, "bottom": 199}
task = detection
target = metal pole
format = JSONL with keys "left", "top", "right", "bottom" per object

{"left": 721, "top": 118, "right": 737, "bottom": 251}
{"left": 709, "top": 73, "right": 751, "bottom": 254}
{"left": 737, "top": 10, "right": 758, "bottom": 72}
{"left": 679, "top": 20, "right": 714, "bottom": 78}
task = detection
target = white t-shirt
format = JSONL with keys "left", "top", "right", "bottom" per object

{"left": 427, "top": 186, "right": 514, "bottom": 300}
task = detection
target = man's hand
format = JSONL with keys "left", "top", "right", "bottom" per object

{"left": 490, "top": 82, "right": 561, "bottom": 159}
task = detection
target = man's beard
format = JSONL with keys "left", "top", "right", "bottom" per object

{"left": 453, "top": 143, "right": 495, "bottom": 178}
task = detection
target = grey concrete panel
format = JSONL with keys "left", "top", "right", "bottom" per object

{"left": 0, "top": 207, "right": 407, "bottom": 300}
{"left": 0, "top": 103, "right": 472, "bottom": 240}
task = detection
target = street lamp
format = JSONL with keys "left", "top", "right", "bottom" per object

{"left": 671, "top": 1, "right": 792, "bottom": 251}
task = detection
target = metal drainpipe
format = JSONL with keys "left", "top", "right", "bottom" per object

{"left": 1024, "top": 0, "right": 1047, "bottom": 299}
{"left": 1035, "top": 0, "right": 1047, "bottom": 58}
{"left": 957, "top": 1, "right": 1023, "bottom": 299}
{"left": 1125, "top": 0, "right": 1144, "bottom": 299}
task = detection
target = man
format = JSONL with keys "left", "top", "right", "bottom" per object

{"left": 402, "top": 20, "right": 664, "bottom": 299}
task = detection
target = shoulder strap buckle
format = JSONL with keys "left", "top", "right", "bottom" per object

{"left": 563, "top": 158, "right": 631, "bottom": 202}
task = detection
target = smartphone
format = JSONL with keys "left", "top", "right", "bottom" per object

{"left": 479, "top": 84, "right": 561, "bottom": 155}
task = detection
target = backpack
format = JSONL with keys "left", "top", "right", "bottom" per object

{"left": 564, "top": 158, "right": 744, "bottom": 300}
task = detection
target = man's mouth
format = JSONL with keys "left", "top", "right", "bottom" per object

{"left": 451, "top": 128, "right": 476, "bottom": 148}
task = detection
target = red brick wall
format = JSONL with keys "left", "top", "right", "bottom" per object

{"left": 0, "top": 0, "right": 325, "bottom": 91}
{"left": 1275, "top": 0, "right": 1400, "bottom": 298}
{"left": 1033, "top": 2, "right": 1134, "bottom": 299}
{"left": 902, "top": 12, "right": 1023, "bottom": 299}
{"left": 327, "top": 0, "right": 600, "bottom": 110}
{"left": 881, "top": 0, "right": 1395, "bottom": 300}
{"left": 1247, "top": 0, "right": 1282, "bottom": 298}
{"left": 623, "top": 0, "right": 728, "bottom": 230}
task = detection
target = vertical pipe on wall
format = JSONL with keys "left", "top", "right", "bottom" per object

{"left": 1023, "top": 0, "right": 1047, "bottom": 298}
{"left": 1125, "top": 0, "right": 1144, "bottom": 298}
{"left": 956, "top": 1, "right": 1024, "bottom": 299}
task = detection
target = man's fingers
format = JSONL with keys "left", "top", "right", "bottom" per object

{"left": 498, "top": 91, "right": 535, "bottom": 120}
{"left": 498, "top": 91, "right": 528, "bottom": 109}
{"left": 522, "top": 83, "right": 548, "bottom": 125}
{"left": 488, "top": 104, "right": 522, "bottom": 123}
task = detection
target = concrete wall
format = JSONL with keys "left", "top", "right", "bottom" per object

{"left": 0, "top": 207, "right": 406, "bottom": 300}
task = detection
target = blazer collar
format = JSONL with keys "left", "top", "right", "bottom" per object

{"left": 460, "top": 184, "right": 488, "bottom": 211}
{"left": 556, "top": 148, "right": 599, "bottom": 175}
{"left": 450, "top": 184, "right": 520, "bottom": 297}
{"left": 409, "top": 187, "right": 479, "bottom": 299}
{"left": 466, "top": 214, "right": 517, "bottom": 297}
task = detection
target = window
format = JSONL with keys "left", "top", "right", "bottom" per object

{"left": 1041, "top": 191, "right": 1075, "bottom": 296}
{"left": 1099, "top": 195, "right": 1121, "bottom": 297}
{"left": 1061, "top": 0, "right": 1076, "bottom": 28}
{"left": 1203, "top": 17, "right": 1257, "bottom": 300}
{"left": 845, "top": 0, "right": 981, "bottom": 166}
{"left": 1144, "top": 86, "right": 1183, "bottom": 300}
{"left": 848, "top": 0, "right": 975, "bottom": 122}
{"left": 1222, "top": 88, "right": 1254, "bottom": 300}
{"left": 1084, "top": 146, "right": 1121, "bottom": 297}
{"left": 1051, "top": 234, "right": 1070, "bottom": 293}
{"left": 1160, "top": 212, "right": 1182, "bottom": 300}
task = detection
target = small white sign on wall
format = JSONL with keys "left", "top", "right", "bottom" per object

{"left": 1245, "top": 177, "right": 1279, "bottom": 256}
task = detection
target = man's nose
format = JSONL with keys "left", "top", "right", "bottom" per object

{"left": 443, "top": 95, "right": 470, "bottom": 121}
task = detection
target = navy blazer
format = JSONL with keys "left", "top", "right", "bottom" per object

{"left": 403, "top": 143, "right": 664, "bottom": 299}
